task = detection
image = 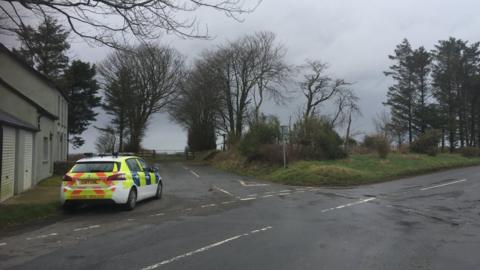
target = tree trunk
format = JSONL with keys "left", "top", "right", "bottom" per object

{"left": 344, "top": 111, "right": 352, "bottom": 153}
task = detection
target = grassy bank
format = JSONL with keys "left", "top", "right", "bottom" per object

{"left": 0, "top": 176, "right": 62, "bottom": 229}
{"left": 214, "top": 153, "right": 480, "bottom": 186}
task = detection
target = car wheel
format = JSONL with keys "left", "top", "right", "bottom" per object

{"left": 154, "top": 183, "right": 163, "bottom": 200}
{"left": 124, "top": 188, "right": 137, "bottom": 211}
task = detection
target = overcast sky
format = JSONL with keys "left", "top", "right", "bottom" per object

{"left": 5, "top": 0, "right": 480, "bottom": 153}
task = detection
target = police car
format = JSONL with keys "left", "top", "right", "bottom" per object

{"left": 61, "top": 154, "right": 163, "bottom": 210}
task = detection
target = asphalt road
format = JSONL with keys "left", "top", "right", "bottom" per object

{"left": 1, "top": 162, "right": 479, "bottom": 270}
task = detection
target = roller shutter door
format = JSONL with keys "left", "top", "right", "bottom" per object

{"left": 1, "top": 126, "right": 16, "bottom": 202}
{"left": 23, "top": 132, "right": 33, "bottom": 191}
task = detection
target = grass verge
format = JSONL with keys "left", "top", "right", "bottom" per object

{"left": 0, "top": 176, "right": 62, "bottom": 229}
{"left": 213, "top": 153, "right": 480, "bottom": 186}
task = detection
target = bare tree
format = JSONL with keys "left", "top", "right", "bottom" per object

{"left": 99, "top": 43, "right": 185, "bottom": 152}
{"left": 299, "top": 60, "right": 350, "bottom": 119}
{"left": 329, "top": 88, "right": 360, "bottom": 128}
{"left": 330, "top": 89, "right": 361, "bottom": 152}
{"left": 0, "top": 0, "right": 261, "bottom": 47}
{"left": 169, "top": 57, "right": 223, "bottom": 151}
{"left": 210, "top": 31, "right": 289, "bottom": 139}
{"left": 95, "top": 125, "right": 117, "bottom": 153}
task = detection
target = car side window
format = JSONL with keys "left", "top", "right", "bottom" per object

{"left": 137, "top": 159, "right": 150, "bottom": 172}
{"left": 126, "top": 159, "right": 141, "bottom": 172}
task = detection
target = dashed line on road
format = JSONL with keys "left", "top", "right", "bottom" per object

{"left": 201, "top": 204, "right": 216, "bottom": 208}
{"left": 26, "top": 233, "right": 58, "bottom": 241}
{"left": 262, "top": 194, "right": 274, "bottom": 198}
{"left": 420, "top": 179, "right": 467, "bottom": 191}
{"left": 213, "top": 186, "right": 234, "bottom": 196}
{"left": 321, "top": 197, "right": 376, "bottom": 213}
{"left": 221, "top": 201, "right": 235, "bottom": 205}
{"left": 190, "top": 170, "right": 200, "bottom": 178}
{"left": 149, "top": 213, "right": 165, "bottom": 217}
{"left": 140, "top": 226, "right": 273, "bottom": 269}
{"left": 240, "top": 197, "right": 256, "bottom": 201}
{"left": 73, "top": 225, "right": 100, "bottom": 232}
{"left": 239, "top": 180, "right": 268, "bottom": 187}
{"left": 0, "top": 242, "right": 6, "bottom": 247}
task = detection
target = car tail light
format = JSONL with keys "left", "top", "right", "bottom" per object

{"left": 63, "top": 174, "right": 73, "bottom": 181}
{"left": 107, "top": 173, "right": 126, "bottom": 181}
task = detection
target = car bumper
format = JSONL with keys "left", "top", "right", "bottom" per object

{"left": 60, "top": 184, "right": 130, "bottom": 205}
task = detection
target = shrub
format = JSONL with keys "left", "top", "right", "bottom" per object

{"left": 375, "top": 136, "right": 390, "bottom": 159}
{"left": 362, "top": 135, "right": 390, "bottom": 158}
{"left": 362, "top": 135, "right": 378, "bottom": 151}
{"left": 290, "top": 116, "right": 346, "bottom": 160}
{"left": 459, "top": 147, "right": 480, "bottom": 158}
{"left": 239, "top": 116, "right": 281, "bottom": 161}
{"left": 410, "top": 129, "right": 441, "bottom": 156}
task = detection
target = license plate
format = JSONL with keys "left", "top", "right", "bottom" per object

{"left": 81, "top": 180, "right": 97, "bottom": 185}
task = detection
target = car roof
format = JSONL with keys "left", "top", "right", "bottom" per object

{"left": 76, "top": 156, "right": 139, "bottom": 163}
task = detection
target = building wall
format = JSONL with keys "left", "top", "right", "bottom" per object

{"left": 0, "top": 53, "right": 58, "bottom": 117}
{"left": 0, "top": 49, "right": 68, "bottom": 201}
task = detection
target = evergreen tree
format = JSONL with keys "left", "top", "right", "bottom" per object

{"left": 62, "top": 60, "right": 101, "bottom": 148}
{"left": 384, "top": 39, "right": 416, "bottom": 143}
{"left": 411, "top": 46, "right": 432, "bottom": 134}
{"left": 101, "top": 67, "right": 135, "bottom": 152}
{"left": 13, "top": 16, "right": 70, "bottom": 83}
{"left": 432, "top": 38, "right": 469, "bottom": 151}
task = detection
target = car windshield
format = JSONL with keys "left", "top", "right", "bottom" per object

{"left": 71, "top": 162, "right": 116, "bottom": 173}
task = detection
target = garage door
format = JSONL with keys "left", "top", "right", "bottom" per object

{"left": 1, "top": 126, "right": 16, "bottom": 202}
{"left": 23, "top": 132, "right": 33, "bottom": 191}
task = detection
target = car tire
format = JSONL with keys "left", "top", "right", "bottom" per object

{"left": 124, "top": 188, "right": 137, "bottom": 211}
{"left": 154, "top": 183, "right": 163, "bottom": 200}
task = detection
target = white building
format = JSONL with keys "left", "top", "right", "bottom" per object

{"left": 0, "top": 44, "right": 68, "bottom": 202}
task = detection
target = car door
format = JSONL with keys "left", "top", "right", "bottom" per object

{"left": 125, "top": 158, "right": 147, "bottom": 200}
{"left": 137, "top": 158, "right": 156, "bottom": 197}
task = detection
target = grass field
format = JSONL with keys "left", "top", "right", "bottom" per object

{"left": 214, "top": 153, "right": 480, "bottom": 186}
{"left": 0, "top": 176, "right": 62, "bottom": 229}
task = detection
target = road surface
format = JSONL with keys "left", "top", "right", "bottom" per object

{"left": 1, "top": 162, "right": 479, "bottom": 269}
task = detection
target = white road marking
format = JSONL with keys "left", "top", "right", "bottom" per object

{"left": 184, "top": 208, "right": 192, "bottom": 211}
{"left": 201, "top": 204, "right": 216, "bottom": 208}
{"left": 213, "top": 186, "right": 234, "bottom": 196}
{"left": 182, "top": 166, "right": 189, "bottom": 170}
{"left": 278, "top": 193, "right": 291, "bottom": 196}
{"left": 127, "top": 218, "right": 136, "bottom": 221}
{"left": 190, "top": 170, "right": 200, "bottom": 178}
{"left": 238, "top": 180, "right": 268, "bottom": 187}
{"left": 321, "top": 198, "right": 376, "bottom": 213}
{"left": 26, "top": 233, "right": 58, "bottom": 241}
{"left": 221, "top": 201, "right": 235, "bottom": 205}
{"left": 262, "top": 194, "right": 274, "bottom": 198}
{"left": 240, "top": 197, "right": 256, "bottom": 201}
{"left": 279, "top": 190, "right": 291, "bottom": 193}
{"left": 140, "top": 226, "right": 273, "bottom": 269}
{"left": 420, "top": 179, "right": 467, "bottom": 191}
{"left": 150, "top": 213, "right": 165, "bottom": 217}
{"left": 73, "top": 225, "right": 100, "bottom": 232}
{"left": 0, "top": 242, "right": 6, "bottom": 247}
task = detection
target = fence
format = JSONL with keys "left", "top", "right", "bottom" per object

{"left": 137, "top": 149, "right": 196, "bottom": 160}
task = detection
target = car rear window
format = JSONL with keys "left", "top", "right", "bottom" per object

{"left": 71, "top": 162, "right": 119, "bottom": 173}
